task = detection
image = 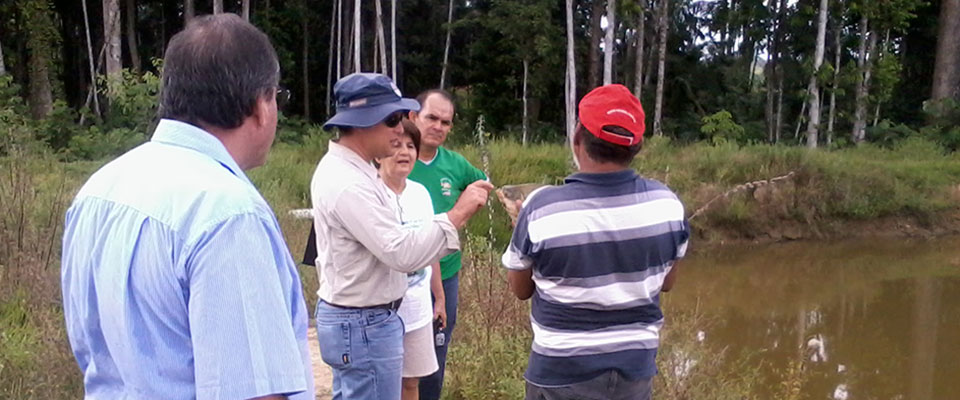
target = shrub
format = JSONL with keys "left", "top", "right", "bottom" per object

{"left": 65, "top": 126, "right": 147, "bottom": 161}
{"left": 701, "top": 110, "right": 746, "bottom": 145}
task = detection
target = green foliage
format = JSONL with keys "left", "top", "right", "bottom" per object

{"left": 17, "top": 0, "right": 62, "bottom": 85}
{"left": 443, "top": 236, "right": 529, "bottom": 399}
{"left": 700, "top": 110, "right": 746, "bottom": 145}
{"left": 0, "top": 77, "right": 47, "bottom": 157}
{"left": 0, "top": 296, "right": 38, "bottom": 372}
{"left": 871, "top": 47, "right": 903, "bottom": 107}
{"left": 921, "top": 98, "right": 960, "bottom": 151}
{"left": 99, "top": 62, "right": 163, "bottom": 134}
{"left": 452, "top": 0, "right": 566, "bottom": 139}
{"left": 0, "top": 294, "right": 80, "bottom": 398}
{"left": 276, "top": 114, "right": 329, "bottom": 144}
{"left": 66, "top": 126, "right": 146, "bottom": 161}
{"left": 0, "top": 76, "right": 24, "bottom": 112}
{"left": 0, "top": 125, "right": 85, "bottom": 398}
{"left": 866, "top": 119, "right": 919, "bottom": 148}
{"left": 0, "top": 295, "right": 41, "bottom": 397}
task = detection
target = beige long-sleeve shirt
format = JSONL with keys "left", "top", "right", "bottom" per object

{"left": 310, "top": 141, "right": 459, "bottom": 307}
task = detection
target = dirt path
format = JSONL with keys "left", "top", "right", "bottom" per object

{"left": 307, "top": 326, "right": 333, "bottom": 400}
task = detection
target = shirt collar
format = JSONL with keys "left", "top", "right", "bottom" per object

{"left": 565, "top": 169, "right": 638, "bottom": 185}
{"left": 327, "top": 141, "right": 380, "bottom": 180}
{"left": 150, "top": 119, "right": 253, "bottom": 186}
{"left": 419, "top": 146, "right": 441, "bottom": 165}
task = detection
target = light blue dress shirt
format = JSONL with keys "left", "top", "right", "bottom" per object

{"left": 61, "top": 119, "right": 314, "bottom": 400}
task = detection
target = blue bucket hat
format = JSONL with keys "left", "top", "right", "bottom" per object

{"left": 322, "top": 73, "right": 421, "bottom": 131}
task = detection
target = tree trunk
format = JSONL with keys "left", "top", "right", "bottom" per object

{"left": 589, "top": 0, "right": 605, "bottom": 89}
{"left": 852, "top": 15, "right": 875, "bottom": 144}
{"left": 775, "top": 67, "right": 784, "bottom": 143}
{"left": 772, "top": 0, "right": 788, "bottom": 142}
{"left": 81, "top": 0, "right": 101, "bottom": 118}
{"left": 184, "top": 0, "right": 194, "bottom": 24}
{"left": 0, "top": 36, "right": 5, "bottom": 76}
{"left": 747, "top": 42, "right": 758, "bottom": 90}
{"left": 25, "top": 0, "right": 55, "bottom": 119}
{"left": 343, "top": 2, "right": 354, "bottom": 74}
{"left": 633, "top": 7, "right": 645, "bottom": 98}
{"left": 931, "top": 0, "right": 960, "bottom": 101}
{"left": 804, "top": 0, "right": 828, "bottom": 149}
{"left": 794, "top": 98, "right": 806, "bottom": 140}
{"left": 391, "top": 0, "right": 397, "bottom": 79}
{"left": 104, "top": 0, "right": 123, "bottom": 99}
{"left": 873, "top": 102, "right": 881, "bottom": 127}
{"left": 522, "top": 58, "right": 529, "bottom": 146}
{"left": 353, "top": 0, "right": 361, "bottom": 73}
{"left": 125, "top": 0, "right": 140, "bottom": 73}
{"left": 242, "top": 0, "right": 250, "bottom": 20}
{"left": 603, "top": 0, "right": 617, "bottom": 85}
{"left": 764, "top": 0, "right": 776, "bottom": 142}
{"left": 653, "top": 0, "right": 669, "bottom": 136}
{"left": 873, "top": 30, "right": 891, "bottom": 127}
{"left": 303, "top": 11, "right": 310, "bottom": 118}
{"left": 214, "top": 0, "right": 223, "bottom": 14}
{"left": 373, "top": 27, "right": 380, "bottom": 72}
{"left": 337, "top": 0, "right": 343, "bottom": 78}
{"left": 375, "top": 0, "right": 388, "bottom": 75}
{"left": 327, "top": 0, "right": 338, "bottom": 116}
{"left": 565, "top": 0, "right": 577, "bottom": 139}
{"left": 440, "top": 0, "right": 455, "bottom": 89}
{"left": 826, "top": 11, "right": 842, "bottom": 147}
{"left": 643, "top": 25, "right": 656, "bottom": 87}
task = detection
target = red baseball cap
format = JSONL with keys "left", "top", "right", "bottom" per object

{"left": 578, "top": 84, "right": 646, "bottom": 146}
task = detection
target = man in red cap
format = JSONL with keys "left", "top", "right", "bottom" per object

{"left": 502, "top": 84, "right": 690, "bottom": 400}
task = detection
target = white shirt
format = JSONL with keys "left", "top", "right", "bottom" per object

{"left": 310, "top": 141, "right": 459, "bottom": 307}
{"left": 393, "top": 180, "right": 436, "bottom": 332}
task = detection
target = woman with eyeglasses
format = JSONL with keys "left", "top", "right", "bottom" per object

{"left": 376, "top": 119, "right": 446, "bottom": 400}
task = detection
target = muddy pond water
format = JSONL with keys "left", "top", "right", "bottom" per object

{"left": 671, "top": 236, "right": 960, "bottom": 399}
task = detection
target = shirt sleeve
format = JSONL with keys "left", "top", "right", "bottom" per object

{"left": 466, "top": 158, "right": 488, "bottom": 184}
{"left": 334, "top": 182, "right": 459, "bottom": 273}
{"left": 186, "top": 213, "right": 310, "bottom": 400}
{"left": 454, "top": 153, "right": 488, "bottom": 190}
{"left": 501, "top": 203, "right": 535, "bottom": 271}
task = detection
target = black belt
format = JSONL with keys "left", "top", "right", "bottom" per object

{"left": 327, "top": 298, "right": 403, "bottom": 311}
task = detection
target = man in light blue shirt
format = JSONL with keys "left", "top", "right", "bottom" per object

{"left": 60, "top": 14, "right": 313, "bottom": 400}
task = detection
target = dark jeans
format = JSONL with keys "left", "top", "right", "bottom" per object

{"left": 419, "top": 272, "right": 459, "bottom": 400}
{"left": 525, "top": 371, "right": 652, "bottom": 400}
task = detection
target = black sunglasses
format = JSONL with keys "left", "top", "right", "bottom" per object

{"left": 276, "top": 87, "right": 291, "bottom": 110}
{"left": 383, "top": 112, "right": 404, "bottom": 128}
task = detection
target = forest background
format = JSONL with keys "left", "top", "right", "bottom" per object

{"left": 1, "top": 0, "right": 960, "bottom": 398}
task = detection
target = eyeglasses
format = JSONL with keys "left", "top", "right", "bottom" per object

{"left": 276, "top": 87, "right": 291, "bottom": 110}
{"left": 383, "top": 112, "right": 404, "bottom": 128}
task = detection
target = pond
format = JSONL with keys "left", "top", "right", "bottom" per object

{"left": 671, "top": 236, "right": 960, "bottom": 399}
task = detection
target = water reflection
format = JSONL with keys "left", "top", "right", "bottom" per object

{"left": 671, "top": 236, "right": 960, "bottom": 400}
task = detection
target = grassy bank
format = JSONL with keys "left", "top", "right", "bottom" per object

{"left": 452, "top": 136, "right": 960, "bottom": 245}
{"left": 255, "top": 134, "right": 960, "bottom": 258}
{"left": 2, "top": 135, "right": 959, "bottom": 398}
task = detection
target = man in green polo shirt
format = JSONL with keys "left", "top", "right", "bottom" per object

{"left": 408, "top": 89, "right": 486, "bottom": 400}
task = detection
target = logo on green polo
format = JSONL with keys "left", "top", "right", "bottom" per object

{"left": 440, "top": 178, "right": 453, "bottom": 196}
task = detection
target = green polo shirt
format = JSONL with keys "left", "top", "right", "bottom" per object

{"left": 409, "top": 146, "right": 487, "bottom": 280}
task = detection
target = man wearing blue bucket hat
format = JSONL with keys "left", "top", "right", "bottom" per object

{"left": 310, "top": 73, "right": 494, "bottom": 399}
